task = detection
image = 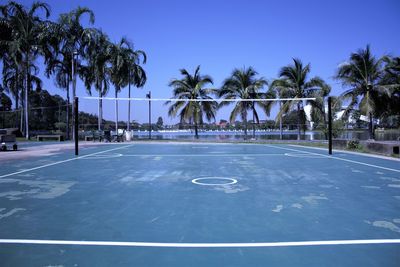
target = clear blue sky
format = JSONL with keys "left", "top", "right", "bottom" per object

{"left": 15, "top": 0, "right": 400, "bottom": 124}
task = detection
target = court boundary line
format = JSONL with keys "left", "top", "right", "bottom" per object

{"left": 266, "top": 145, "right": 400, "bottom": 173}
{"left": 0, "top": 145, "right": 134, "bottom": 178}
{"left": 290, "top": 144, "right": 400, "bottom": 162}
{"left": 122, "top": 153, "right": 285, "bottom": 157}
{"left": 0, "top": 238, "right": 399, "bottom": 248}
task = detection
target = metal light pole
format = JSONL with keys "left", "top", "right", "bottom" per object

{"left": 252, "top": 101, "right": 256, "bottom": 139}
{"left": 74, "top": 97, "right": 79, "bottom": 155}
{"left": 279, "top": 100, "right": 283, "bottom": 140}
{"left": 72, "top": 51, "right": 78, "bottom": 140}
{"left": 328, "top": 96, "right": 332, "bottom": 155}
{"left": 127, "top": 68, "right": 131, "bottom": 131}
{"left": 25, "top": 52, "right": 30, "bottom": 140}
{"left": 146, "top": 91, "right": 151, "bottom": 139}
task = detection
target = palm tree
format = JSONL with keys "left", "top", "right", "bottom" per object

{"left": 1, "top": 55, "right": 22, "bottom": 127}
{"left": 379, "top": 57, "right": 400, "bottom": 118}
{"left": 335, "top": 45, "right": 390, "bottom": 139}
{"left": 47, "top": 7, "right": 95, "bottom": 139}
{"left": 0, "top": 4, "right": 12, "bottom": 60}
{"left": 57, "top": 6, "right": 95, "bottom": 100}
{"left": 218, "top": 67, "right": 270, "bottom": 140}
{"left": 82, "top": 30, "right": 111, "bottom": 131}
{"left": 0, "top": 1, "right": 50, "bottom": 139}
{"left": 109, "top": 37, "right": 134, "bottom": 130}
{"left": 167, "top": 66, "right": 218, "bottom": 139}
{"left": 308, "top": 83, "right": 337, "bottom": 139}
{"left": 271, "top": 58, "right": 328, "bottom": 140}
{"left": 127, "top": 49, "right": 147, "bottom": 131}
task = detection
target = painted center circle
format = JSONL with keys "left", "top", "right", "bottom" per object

{"left": 191, "top": 177, "right": 238, "bottom": 186}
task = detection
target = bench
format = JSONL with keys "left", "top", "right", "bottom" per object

{"left": 84, "top": 131, "right": 104, "bottom": 142}
{"left": 37, "top": 135, "right": 64, "bottom": 141}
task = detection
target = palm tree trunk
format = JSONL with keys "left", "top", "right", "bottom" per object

{"left": 98, "top": 90, "right": 102, "bottom": 131}
{"left": 15, "top": 92, "right": 19, "bottom": 128}
{"left": 127, "top": 70, "right": 131, "bottom": 131}
{"left": 20, "top": 91, "right": 23, "bottom": 132}
{"left": 369, "top": 112, "right": 374, "bottom": 140}
{"left": 24, "top": 57, "right": 29, "bottom": 140}
{"left": 14, "top": 70, "right": 19, "bottom": 128}
{"left": 115, "top": 88, "right": 119, "bottom": 131}
{"left": 279, "top": 101, "right": 283, "bottom": 140}
{"left": 252, "top": 102, "right": 256, "bottom": 139}
{"left": 244, "top": 110, "right": 248, "bottom": 140}
{"left": 128, "top": 87, "right": 131, "bottom": 131}
{"left": 297, "top": 102, "right": 301, "bottom": 140}
{"left": 194, "top": 122, "right": 199, "bottom": 139}
{"left": 66, "top": 75, "right": 70, "bottom": 140}
{"left": 323, "top": 113, "right": 328, "bottom": 140}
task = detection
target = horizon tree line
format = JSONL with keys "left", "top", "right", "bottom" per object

{"left": 0, "top": 1, "right": 146, "bottom": 140}
{"left": 167, "top": 47, "right": 399, "bottom": 139}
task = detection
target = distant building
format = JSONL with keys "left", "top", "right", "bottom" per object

{"left": 218, "top": 119, "right": 228, "bottom": 128}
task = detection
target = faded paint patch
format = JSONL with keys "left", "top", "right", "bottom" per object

{"left": 0, "top": 208, "right": 26, "bottom": 220}
{"left": 272, "top": 205, "right": 283, "bottom": 213}
{"left": 213, "top": 184, "right": 249, "bottom": 194}
{"left": 301, "top": 194, "right": 328, "bottom": 205}
{"left": 371, "top": 221, "right": 400, "bottom": 233}
{"left": 291, "top": 203, "right": 303, "bottom": 209}
{"left": 361, "top": 186, "right": 381, "bottom": 190}
{"left": 0, "top": 179, "right": 75, "bottom": 200}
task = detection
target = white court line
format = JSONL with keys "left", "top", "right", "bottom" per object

{"left": 266, "top": 145, "right": 400, "bottom": 173}
{"left": 0, "top": 145, "right": 134, "bottom": 178}
{"left": 0, "top": 239, "right": 399, "bottom": 248}
{"left": 123, "top": 153, "right": 285, "bottom": 157}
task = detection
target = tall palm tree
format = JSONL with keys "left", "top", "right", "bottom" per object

{"left": 82, "top": 30, "right": 111, "bottom": 130}
{"left": 336, "top": 45, "right": 390, "bottom": 139}
{"left": 126, "top": 49, "right": 147, "bottom": 131}
{"left": 47, "top": 7, "right": 95, "bottom": 139}
{"left": 1, "top": 55, "right": 22, "bottom": 127}
{"left": 0, "top": 1, "right": 50, "bottom": 139}
{"left": 270, "top": 58, "right": 328, "bottom": 140}
{"left": 218, "top": 67, "right": 270, "bottom": 140}
{"left": 57, "top": 6, "right": 95, "bottom": 100}
{"left": 0, "top": 4, "right": 12, "bottom": 61}
{"left": 167, "top": 66, "right": 218, "bottom": 139}
{"left": 109, "top": 37, "right": 134, "bottom": 130}
{"left": 379, "top": 57, "right": 400, "bottom": 118}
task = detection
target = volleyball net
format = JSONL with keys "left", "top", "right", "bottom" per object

{"left": 75, "top": 96, "right": 327, "bottom": 142}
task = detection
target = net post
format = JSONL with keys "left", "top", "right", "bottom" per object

{"left": 328, "top": 96, "right": 332, "bottom": 155}
{"left": 74, "top": 97, "right": 79, "bottom": 156}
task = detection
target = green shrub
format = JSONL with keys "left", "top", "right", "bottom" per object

{"left": 347, "top": 139, "right": 361, "bottom": 150}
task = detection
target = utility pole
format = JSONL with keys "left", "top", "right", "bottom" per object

{"left": 74, "top": 97, "right": 79, "bottom": 155}
{"left": 279, "top": 100, "right": 283, "bottom": 140}
{"left": 127, "top": 68, "right": 131, "bottom": 131}
{"left": 72, "top": 51, "right": 78, "bottom": 141}
{"left": 25, "top": 52, "right": 30, "bottom": 140}
{"left": 252, "top": 101, "right": 256, "bottom": 139}
{"left": 328, "top": 96, "right": 332, "bottom": 155}
{"left": 146, "top": 91, "right": 151, "bottom": 139}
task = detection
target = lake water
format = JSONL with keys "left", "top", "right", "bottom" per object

{"left": 132, "top": 129, "right": 400, "bottom": 141}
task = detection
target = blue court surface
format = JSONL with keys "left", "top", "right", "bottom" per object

{"left": 0, "top": 143, "right": 399, "bottom": 266}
